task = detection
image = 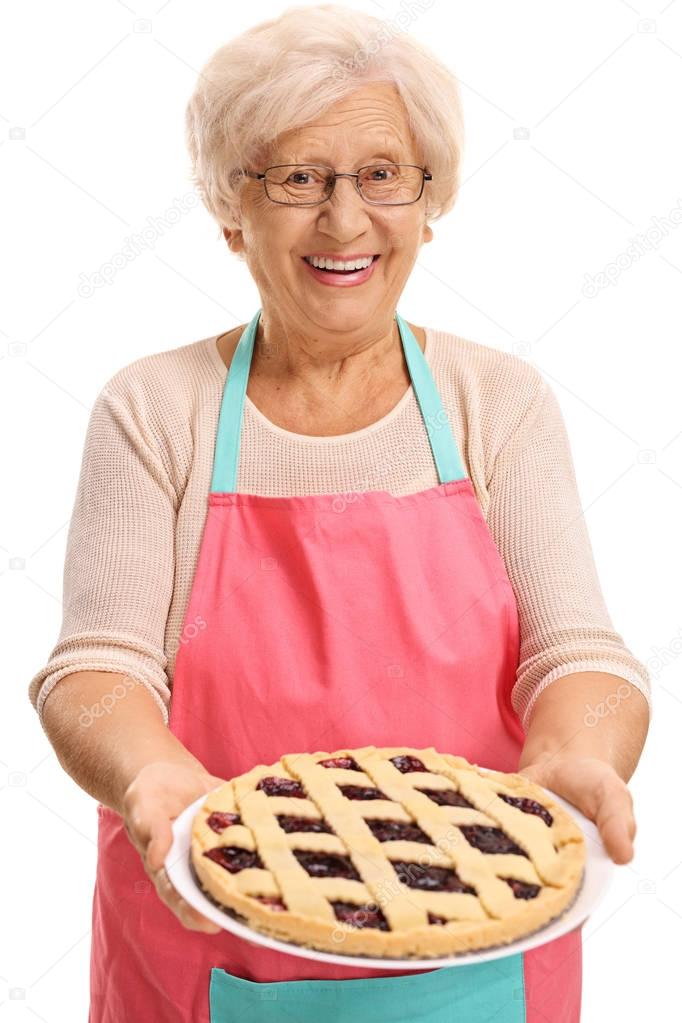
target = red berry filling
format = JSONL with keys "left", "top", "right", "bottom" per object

{"left": 460, "top": 826, "right": 528, "bottom": 857}
{"left": 338, "top": 785, "right": 388, "bottom": 800}
{"left": 276, "top": 814, "right": 333, "bottom": 834}
{"left": 392, "top": 860, "right": 477, "bottom": 894}
{"left": 331, "top": 901, "right": 389, "bottom": 930}
{"left": 203, "top": 846, "right": 263, "bottom": 872}
{"left": 498, "top": 793, "right": 554, "bottom": 827}
{"left": 207, "top": 811, "right": 241, "bottom": 833}
{"left": 390, "top": 755, "right": 428, "bottom": 773}
{"left": 318, "top": 756, "right": 361, "bottom": 770}
{"left": 257, "top": 776, "right": 306, "bottom": 798}
{"left": 294, "top": 850, "right": 361, "bottom": 881}
{"left": 503, "top": 878, "right": 541, "bottom": 899}
{"left": 417, "top": 788, "right": 474, "bottom": 809}
{"left": 428, "top": 912, "right": 448, "bottom": 925}
{"left": 365, "top": 819, "right": 431, "bottom": 844}
{"left": 254, "top": 895, "right": 287, "bottom": 911}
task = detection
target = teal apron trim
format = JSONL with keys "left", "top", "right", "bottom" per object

{"left": 394, "top": 311, "right": 466, "bottom": 488}
{"left": 209, "top": 957, "right": 526, "bottom": 1022}
{"left": 210, "top": 309, "right": 467, "bottom": 493}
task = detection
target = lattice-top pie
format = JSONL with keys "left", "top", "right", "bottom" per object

{"left": 190, "top": 746, "right": 586, "bottom": 958}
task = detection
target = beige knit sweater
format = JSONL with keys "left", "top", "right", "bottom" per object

{"left": 28, "top": 325, "right": 652, "bottom": 732}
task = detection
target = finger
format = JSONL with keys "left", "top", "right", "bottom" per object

{"left": 154, "top": 871, "right": 218, "bottom": 937}
{"left": 594, "top": 781, "right": 635, "bottom": 864}
{"left": 153, "top": 867, "right": 222, "bottom": 934}
{"left": 135, "top": 778, "right": 223, "bottom": 868}
{"left": 175, "top": 897, "right": 222, "bottom": 933}
{"left": 126, "top": 804, "right": 168, "bottom": 864}
{"left": 123, "top": 811, "right": 150, "bottom": 860}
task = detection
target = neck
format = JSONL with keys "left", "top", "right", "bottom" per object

{"left": 248, "top": 313, "right": 424, "bottom": 393}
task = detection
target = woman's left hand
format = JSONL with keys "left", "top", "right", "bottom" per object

{"left": 518, "top": 755, "right": 636, "bottom": 864}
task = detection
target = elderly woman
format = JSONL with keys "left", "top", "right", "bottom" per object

{"left": 30, "top": 6, "right": 650, "bottom": 1022}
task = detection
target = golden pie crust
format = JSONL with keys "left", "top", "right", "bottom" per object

{"left": 190, "top": 746, "right": 586, "bottom": 958}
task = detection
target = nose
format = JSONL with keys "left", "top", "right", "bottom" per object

{"left": 318, "top": 174, "right": 371, "bottom": 228}
{"left": 328, "top": 173, "right": 363, "bottom": 202}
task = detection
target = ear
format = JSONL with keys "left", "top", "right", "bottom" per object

{"left": 422, "top": 222, "right": 434, "bottom": 245}
{"left": 222, "top": 226, "right": 245, "bottom": 254}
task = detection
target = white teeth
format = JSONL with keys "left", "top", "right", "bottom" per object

{"left": 305, "top": 255, "right": 374, "bottom": 271}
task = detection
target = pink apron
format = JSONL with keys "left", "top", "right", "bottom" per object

{"left": 89, "top": 310, "right": 582, "bottom": 1021}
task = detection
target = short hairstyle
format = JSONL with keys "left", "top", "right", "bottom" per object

{"left": 185, "top": 3, "right": 465, "bottom": 236}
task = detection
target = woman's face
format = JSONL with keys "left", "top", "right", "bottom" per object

{"left": 224, "top": 82, "right": 433, "bottom": 342}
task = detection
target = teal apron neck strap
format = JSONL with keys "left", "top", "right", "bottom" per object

{"left": 211, "top": 309, "right": 260, "bottom": 495}
{"left": 210, "top": 309, "right": 467, "bottom": 493}
{"left": 394, "top": 310, "right": 466, "bottom": 486}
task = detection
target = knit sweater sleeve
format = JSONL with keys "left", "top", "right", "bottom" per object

{"left": 486, "top": 371, "right": 653, "bottom": 733}
{"left": 27, "top": 369, "right": 177, "bottom": 728}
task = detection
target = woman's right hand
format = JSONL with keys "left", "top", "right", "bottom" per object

{"left": 122, "top": 760, "right": 226, "bottom": 933}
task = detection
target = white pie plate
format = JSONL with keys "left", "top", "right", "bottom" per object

{"left": 165, "top": 783, "right": 613, "bottom": 969}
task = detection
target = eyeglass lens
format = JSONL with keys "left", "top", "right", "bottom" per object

{"left": 263, "top": 164, "right": 424, "bottom": 205}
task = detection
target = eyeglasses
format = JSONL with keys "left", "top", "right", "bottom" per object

{"left": 239, "top": 163, "right": 432, "bottom": 206}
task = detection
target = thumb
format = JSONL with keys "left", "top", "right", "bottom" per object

{"left": 147, "top": 776, "right": 224, "bottom": 872}
{"left": 146, "top": 814, "right": 174, "bottom": 873}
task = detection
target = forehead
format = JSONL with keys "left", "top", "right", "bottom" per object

{"left": 267, "top": 82, "right": 415, "bottom": 163}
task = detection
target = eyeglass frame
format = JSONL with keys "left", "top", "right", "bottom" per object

{"left": 238, "top": 163, "right": 433, "bottom": 207}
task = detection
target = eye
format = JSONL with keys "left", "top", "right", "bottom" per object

{"left": 288, "top": 171, "right": 312, "bottom": 185}
{"left": 366, "top": 165, "right": 398, "bottom": 181}
{"left": 283, "top": 168, "right": 327, "bottom": 187}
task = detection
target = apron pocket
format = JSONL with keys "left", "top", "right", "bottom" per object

{"left": 209, "top": 954, "right": 526, "bottom": 1022}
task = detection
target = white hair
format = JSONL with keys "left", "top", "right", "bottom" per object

{"left": 185, "top": 3, "right": 465, "bottom": 236}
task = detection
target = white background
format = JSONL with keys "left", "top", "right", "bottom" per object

{"left": 2, "top": 1, "right": 681, "bottom": 1020}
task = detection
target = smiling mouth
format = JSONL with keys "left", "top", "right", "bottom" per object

{"left": 302, "top": 255, "right": 380, "bottom": 274}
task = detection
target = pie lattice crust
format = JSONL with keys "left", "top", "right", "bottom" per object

{"left": 190, "top": 746, "right": 586, "bottom": 958}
